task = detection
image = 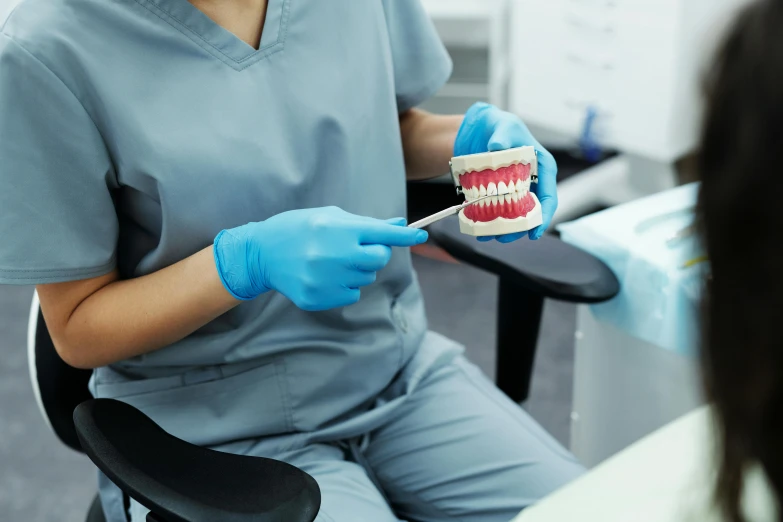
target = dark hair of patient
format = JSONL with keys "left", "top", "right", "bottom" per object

{"left": 697, "top": 0, "right": 783, "bottom": 520}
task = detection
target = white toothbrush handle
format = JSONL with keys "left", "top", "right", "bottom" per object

{"left": 408, "top": 205, "right": 463, "bottom": 229}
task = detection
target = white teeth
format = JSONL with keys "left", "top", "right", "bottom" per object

{"left": 505, "top": 193, "right": 512, "bottom": 204}
{"left": 479, "top": 198, "right": 486, "bottom": 207}
{"left": 498, "top": 181, "right": 509, "bottom": 195}
{"left": 487, "top": 182, "right": 498, "bottom": 196}
{"left": 516, "top": 179, "right": 524, "bottom": 193}
{"left": 491, "top": 196, "right": 498, "bottom": 206}
{"left": 471, "top": 186, "right": 479, "bottom": 199}
{"left": 512, "top": 192, "right": 519, "bottom": 202}
{"left": 479, "top": 185, "right": 487, "bottom": 197}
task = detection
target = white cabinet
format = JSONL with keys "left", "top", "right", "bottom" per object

{"left": 510, "top": 0, "right": 749, "bottom": 162}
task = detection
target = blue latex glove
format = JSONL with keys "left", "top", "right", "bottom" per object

{"left": 214, "top": 207, "right": 427, "bottom": 311}
{"left": 454, "top": 102, "right": 558, "bottom": 242}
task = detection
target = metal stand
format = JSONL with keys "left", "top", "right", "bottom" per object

{"left": 496, "top": 279, "right": 544, "bottom": 403}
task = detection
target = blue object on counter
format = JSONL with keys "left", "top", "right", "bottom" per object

{"left": 558, "top": 183, "right": 705, "bottom": 357}
{"left": 579, "top": 106, "right": 603, "bottom": 164}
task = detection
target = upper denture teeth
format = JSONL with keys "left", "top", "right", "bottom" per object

{"left": 479, "top": 185, "right": 487, "bottom": 197}
{"left": 472, "top": 186, "right": 480, "bottom": 199}
{"left": 516, "top": 179, "right": 524, "bottom": 193}
{"left": 498, "top": 181, "right": 509, "bottom": 195}
{"left": 487, "top": 182, "right": 498, "bottom": 196}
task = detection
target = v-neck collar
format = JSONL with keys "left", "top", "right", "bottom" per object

{"left": 135, "top": 0, "right": 289, "bottom": 71}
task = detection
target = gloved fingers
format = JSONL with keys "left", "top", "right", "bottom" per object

{"left": 528, "top": 195, "right": 557, "bottom": 240}
{"left": 340, "top": 288, "right": 362, "bottom": 307}
{"left": 293, "top": 287, "right": 362, "bottom": 312}
{"left": 454, "top": 102, "right": 492, "bottom": 156}
{"left": 358, "top": 222, "right": 428, "bottom": 247}
{"left": 527, "top": 226, "right": 542, "bottom": 240}
{"left": 487, "top": 120, "right": 527, "bottom": 152}
{"left": 531, "top": 148, "right": 559, "bottom": 236}
{"left": 350, "top": 244, "right": 393, "bottom": 272}
{"left": 344, "top": 270, "right": 377, "bottom": 289}
{"left": 535, "top": 147, "right": 558, "bottom": 188}
{"left": 311, "top": 289, "right": 360, "bottom": 310}
{"left": 384, "top": 217, "right": 407, "bottom": 226}
{"left": 496, "top": 232, "right": 527, "bottom": 243}
{"left": 476, "top": 232, "right": 527, "bottom": 243}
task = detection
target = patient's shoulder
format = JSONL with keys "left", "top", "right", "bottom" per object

{"left": 513, "top": 408, "right": 732, "bottom": 522}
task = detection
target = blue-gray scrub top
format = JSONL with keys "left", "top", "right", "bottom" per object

{"left": 0, "top": 0, "right": 453, "bottom": 441}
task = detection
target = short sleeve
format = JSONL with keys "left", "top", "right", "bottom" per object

{"left": 381, "top": 0, "right": 453, "bottom": 113}
{"left": 0, "top": 33, "right": 118, "bottom": 284}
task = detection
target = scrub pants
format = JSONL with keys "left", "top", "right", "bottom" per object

{"left": 126, "top": 353, "right": 584, "bottom": 521}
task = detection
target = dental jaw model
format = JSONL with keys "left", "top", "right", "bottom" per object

{"left": 451, "top": 146, "right": 543, "bottom": 236}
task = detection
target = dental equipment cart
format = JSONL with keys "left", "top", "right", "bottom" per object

{"left": 559, "top": 183, "right": 705, "bottom": 468}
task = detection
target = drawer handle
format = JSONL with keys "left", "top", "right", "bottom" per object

{"left": 565, "top": 52, "right": 616, "bottom": 71}
{"left": 565, "top": 14, "right": 616, "bottom": 34}
{"left": 567, "top": 0, "right": 617, "bottom": 7}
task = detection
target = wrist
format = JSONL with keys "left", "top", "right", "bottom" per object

{"left": 213, "top": 229, "right": 266, "bottom": 301}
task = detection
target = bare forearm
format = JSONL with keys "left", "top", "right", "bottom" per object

{"left": 400, "top": 108, "right": 463, "bottom": 181}
{"left": 38, "top": 246, "right": 239, "bottom": 369}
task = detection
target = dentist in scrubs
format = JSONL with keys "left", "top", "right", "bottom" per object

{"left": 0, "top": 0, "right": 581, "bottom": 520}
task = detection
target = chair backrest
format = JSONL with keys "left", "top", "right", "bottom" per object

{"left": 27, "top": 291, "right": 94, "bottom": 453}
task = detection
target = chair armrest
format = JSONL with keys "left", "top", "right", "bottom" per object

{"left": 427, "top": 217, "right": 619, "bottom": 304}
{"left": 406, "top": 170, "right": 619, "bottom": 402}
{"left": 74, "top": 399, "right": 320, "bottom": 522}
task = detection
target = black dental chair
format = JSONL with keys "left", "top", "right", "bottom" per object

{"left": 27, "top": 296, "right": 321, "bottom": 522}
{"left": 27, "top": 179, "right": 618, "bottom": 521}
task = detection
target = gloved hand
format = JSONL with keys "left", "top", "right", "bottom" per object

{"left": 214, "top": 207, "right": 427, "bottom": 311}
{"left": 454, "top": 102, "right": 558, "bottom": 242}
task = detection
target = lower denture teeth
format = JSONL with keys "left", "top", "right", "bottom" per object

{"left": 504, "top": 193, "right": 512, "bottom": 204}
{"left": 511, "top": 192, "right": 519, "bottom": 203}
